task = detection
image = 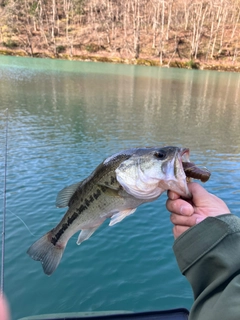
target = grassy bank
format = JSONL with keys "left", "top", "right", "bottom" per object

{"left": 1, "top": 47, "right": 240, "bottom": 73}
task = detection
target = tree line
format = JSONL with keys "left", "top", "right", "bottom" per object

{"left": 0, "top": 0, "right": 240, "bottom": 64}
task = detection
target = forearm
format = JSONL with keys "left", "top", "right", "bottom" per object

{"left": 173, "top": 214, "right": 240, "bottom": 320}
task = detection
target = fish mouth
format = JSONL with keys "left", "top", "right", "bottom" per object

{"left": 180, "top": 148, "right": 211, "bottom": 183}
{"left": 173, "top": 147, "right": 211, "bottom": 198}
{"left": 170, "top": 148, "right": 192, "bottom": 199}
{"left": 180, "top": 148, "right": 190, "bottom": 162}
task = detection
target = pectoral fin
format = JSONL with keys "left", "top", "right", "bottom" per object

{"left": 95, "top": 184, "right": 123, "bottom": 201}
{"left": 77, "top": 227, "right": 98, "bottom": 245}
{"left": 97, "top": 183, "right": 121, "bottom": 196}
{"left": 109, "top": 208, "right": 136, "bottom": 226}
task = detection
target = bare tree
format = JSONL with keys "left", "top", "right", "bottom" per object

{"left": 133, "top": 0, "right": 141, "bottom": 59}
{"left": 159, "top": 0, "right": 165, "bottom": 64}
{"left": 1, "top": 0, "right": 240, "bottom": 65}
{"left": 190, "top": 1, "right": 209, "bottom": 59}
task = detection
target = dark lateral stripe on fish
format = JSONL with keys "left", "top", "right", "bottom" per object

{"left": 110, "top": 175, "right": 115, "bottom": 185}
{"left": 51, "top": 186, "right": 107, "bottom": 245}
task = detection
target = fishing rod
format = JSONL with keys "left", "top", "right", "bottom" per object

{"left": 1, "top": 108, "right": 8, "bottom": 294}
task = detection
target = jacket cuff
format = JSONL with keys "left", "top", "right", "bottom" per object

{"left": 173, "top": 214, "right": 240, "bottom": 274}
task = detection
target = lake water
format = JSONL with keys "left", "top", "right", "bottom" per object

{"left": 0, "top": 56, "right": 240, "bottom": 319}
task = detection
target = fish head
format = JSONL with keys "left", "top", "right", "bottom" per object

{"left": 115, "top": 146, "right": 191, "bottom": 200}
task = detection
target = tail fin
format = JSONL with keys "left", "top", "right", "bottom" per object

{"left": 27, "top": 232, "right": 65, "bottom": 275}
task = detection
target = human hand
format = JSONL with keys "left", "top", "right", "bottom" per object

{"left": 0, "top": 293, "right": 10, "bottom": 320}
{"left": 166, "top": 182, "right": 231, "bottom": 239}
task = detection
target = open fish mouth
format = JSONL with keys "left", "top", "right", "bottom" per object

{"left": 180, "top": 147, "right": 190, "bottom": 162}
{"left": 168, "top": 147, "right": 211, "bottom": 198}
{"left": 180, "top": 148, "right": 211, "bottom": 183}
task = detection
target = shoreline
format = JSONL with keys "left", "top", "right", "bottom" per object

{"left": 1, "top": 48, "right": 240, "bottom": 73}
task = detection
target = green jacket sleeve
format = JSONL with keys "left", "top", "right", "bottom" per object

{"left": 173, "top": 214, "right": 240, "bottom": 320}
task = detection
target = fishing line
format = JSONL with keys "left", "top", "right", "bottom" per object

{"left": 1, "top": 108, "right": 8, "bottom": 294}
{"left": 7, "top": 208, "right": 41, "bottom": 237}
{"left": 0, "top": 192, "right": 48, "bottom": 237}
{"left": 0, "top": 188, "right": 46, "bottom": 237}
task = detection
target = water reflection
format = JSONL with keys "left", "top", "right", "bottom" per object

{"left": 2, "top": 61, "right": 240, "bottom": 154}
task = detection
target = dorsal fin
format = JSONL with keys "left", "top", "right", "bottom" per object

{"left": 56, "top": 182, "right": 82, "bottom": 208}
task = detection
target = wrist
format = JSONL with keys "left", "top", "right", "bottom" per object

{"left": 173, "top": 213, "right": 235, "bottom": 274}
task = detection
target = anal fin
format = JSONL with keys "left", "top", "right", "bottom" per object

{"left": 109, "top": 208, "right": 136, "bottom": 226}
{"left": 77, "top": 227, "right": 98, "bottom": 245}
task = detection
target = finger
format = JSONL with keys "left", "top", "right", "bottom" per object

{"left": 166, "top": 198, "right": 194, "bottom": 216}
{"left": 170, "top": 212, "right": 198, "bottom": 227}
{"left": 173, "top": 225, "right": 189, "bottom": 239}
{"left": 188, "top": 182, "right": 230, "bottom": 215}
{"left": 167, "top": 190, "right": 181, "bottom": 200}
{"left": 188, "top": 182, "right": 210, "bottom": 204}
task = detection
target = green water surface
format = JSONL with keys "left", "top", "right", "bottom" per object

{"left": 0, "top": 56, "right": 240, "bottom": 319}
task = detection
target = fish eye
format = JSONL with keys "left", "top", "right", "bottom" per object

{"left": 154, "top": 151, "right": 166, "bottom": 159}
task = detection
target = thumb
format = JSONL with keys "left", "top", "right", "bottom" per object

{"left": 187, "top": 182, "right": 230, "bottom": 215}
{"left": 188, "top": 182, "right": 210, "bottom": 203}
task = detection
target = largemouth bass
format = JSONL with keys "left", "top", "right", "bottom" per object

{"left": 27, "top": 146, "right": 210, "bottom": 275}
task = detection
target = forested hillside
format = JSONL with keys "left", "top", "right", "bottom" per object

{"left": 1, "top": 0, "right": 240, "bottom": 69}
